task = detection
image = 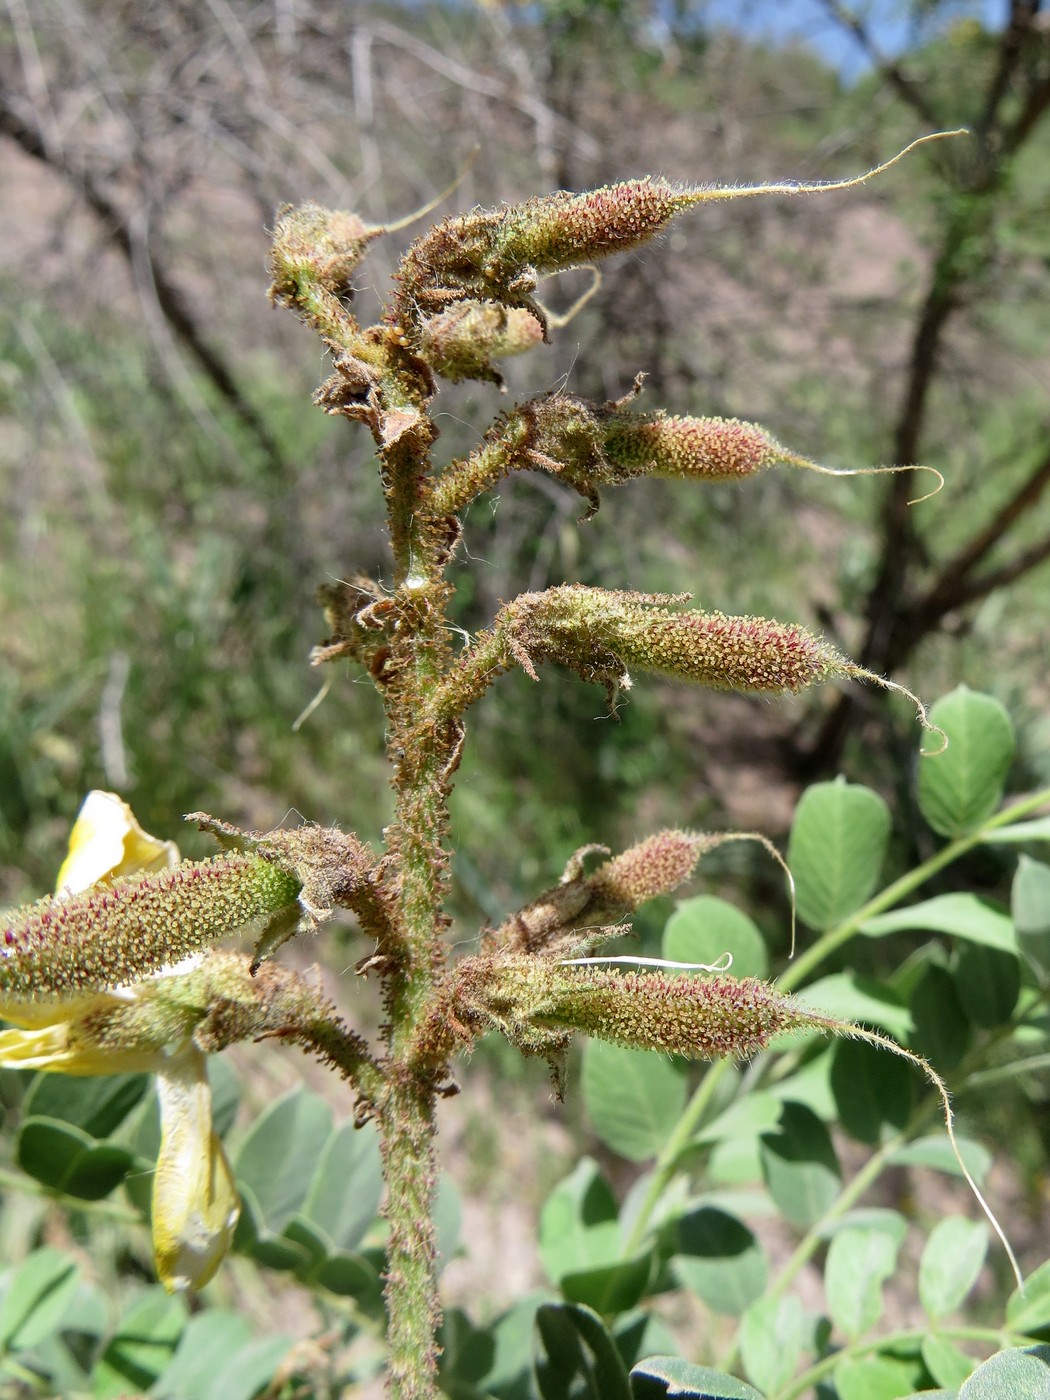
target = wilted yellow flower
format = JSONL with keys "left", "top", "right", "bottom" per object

{"left": 0, "top": 792, "right": 239, "bottom": 1292}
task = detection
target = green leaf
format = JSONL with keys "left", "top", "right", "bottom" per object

{"left": 824, "top": 1226, "right": 900, "bottom": 1340}
{"left": 22, "top": 1073, "right": 148, "bottom": 1139}
{"left": 539, "top": 1162, "right": 650, "bottom": 1312}
{"left": 198, "top": 1335, "right": 294, "bottom": 1400}
{"left": 234, "top": 1183, "right": 314, "bottom": 1273}
{"left": 629, "top": 1356, "right": 763, "bottom": 1399}
{"left": 207, "top": 1055, "right": 240, "bottom": 1140}
{"left": 151, "top": 1311, "right": 252, "bottom": 1399}
{"left": 92, "top": 1288, "right": 186, "bottom": 1398}
{"left": 766, "top": 1047, "right": 837, "bottom": 1122}
{"left": 233, "top": 1088, "right": 332, "bottom": 1232}
{"left": 959, "top": 1347, "right": 1050, "bottom": 1399}
{"left": 705, "top": 1133, "right": 764, "bottom": 1187}
{"left": 613, "top": 1311, "right": 678, "bottom": 1371}
{"left": 862, "top": 894, "right": 1017, "bottom": 954}
{"left": 922, "top": 1334, "right": 975, "bottom": 1388}
{"left": 909, "top": 965, "right": 971, "bottom": 1070}
{"left": 281, "top": 1217, "right": 327, "bottom": 1273}
{"left": 0, "top": 1248, "right": 79, "bottom": 1352}
{"left": 440, "top": 1308, "right": 496, "bottom": 1390}
{"left": 539, "top": 1160, "right": 619, "bottom": 1284}
{"left": 1013, "top": 858, "right": 1050, "bottom": 972}
{"left": 830, "top": 1038, "right": 914, "bottom": 1145}
{"left": 787, "top": 779, "right": 891, "bottom": 930}
{"left": 690, "top": 1091, "right": 782, "bottom": 1149}
{"left": 889, "top": 1134, "right": 990, "bottom": 1181}
{"left": 833, "top": 1353, "right": 924, "bottom": 1400}
{"left": 898, "top": 1392, "right": 955, "bottom": 1399}
{"left": 919, "top": 1218, "right": 988, "bottom": 1320}
{"left": 1014, "top": 857, "right": 1050, "bottom": 933}
{"left": 582, "top": 1042, "right": 686, "bottom": 1163}
{"left": 300, "top": 1121, "right": 382, "bottom": 1252}
{"left": 476, "top": 1293, "right": 549, "bottom": 1400}
{"left": 672, "top": 1208, "right": 766, "bottom": 1317}
{"left": 559, "top": 1254, "right": 653, "bottom": 1316}
{"left": 738, "top": 1293, "right": 805, "bottom": 1394}
{"left": 796, "top": 973, "right": 913, "bottom": 1041}
{"left": 662, "top": 896, "right": 768, "bottom": 979}
{"left": 17, "top": 1118, "right": 136, "bottom": 1200}
{"left": 314, "top": 1251, "right": 385, "bottom": 1310}
{"left": 917, "top": 688, "right": 1015, "bottom": 837}
{"left": 821, "top": 1209, "right": 907, "bottom": 1246}
{"left": 953, "top": 943, "right": 1019, "bottom": 1028}
{"left": 759, "top": 1101, "right": 840, "bottom": 1229}
{"left": 533, "top": 1303, "right": 631, "bottom": 1400}
{"left": 1008, "top": 1259, "right": 1050, "bottom": 1333}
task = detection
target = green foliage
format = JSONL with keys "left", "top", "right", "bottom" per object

{"left": 788, "top": 781, "right": 891, "bottom": 931}
{"left": 429, "top": 690, "right": 1048, "bottom": 1399}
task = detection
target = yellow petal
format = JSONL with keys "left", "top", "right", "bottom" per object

{"left": 0, "top": 1019, "right": 164, "bottom": 1074}
{"left": 55, "top": 791, "right": 179, "bottom": 897}
{"left": 152, "top": 1048, "right": 239, "bottom": 1292}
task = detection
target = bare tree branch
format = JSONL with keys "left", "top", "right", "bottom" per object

{"left": 976, "top": 0, "right": 1042, "bottom": 142}
{"left": 0, "top": 88, "right": 285, "bottom": 473}
{"left": 819, "top": 0, "right": 942, "bottom": 129}
{"left": 800, "top": 8, "right": 1050, "bottom": 776}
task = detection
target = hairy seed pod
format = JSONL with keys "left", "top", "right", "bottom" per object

{"left": 491, "top": 179, "right": 692, "bottom": 274}
{"left": 0, "top": 856, "right": 301, "bottom": 1009}
{"left": 466, "top": 957, "right": 821, "bottom": 1061}
{"left": 543, "top": 969, "right": 815, "bottom": 1058}
{"left": 602, "top": 413, "right": 803, "bottom": 481}
{"left": 508, "top": 585, "right": 850, "bottom": 696}
{"left": 586, "top": 831, "right": 719, "bottom": 909}
{"left": 627, "top": 609, "right": 847, "bottom": 692}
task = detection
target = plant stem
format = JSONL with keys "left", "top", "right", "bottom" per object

{"left": 378, "top": 1079, "right": 441, "bottom": 1400}
{"left": 620, "top": 1058, "right": 732, "bottom": 1257}
{"left": 375, "top": 372, "right": 457, "bottom": 1400}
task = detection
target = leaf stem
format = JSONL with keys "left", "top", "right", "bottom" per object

{"left": 778, "top": 786, "right": 1050, "bottom": 994}
{"left": 620, "top": 1058, "right": 732, "bottom": 1257}
{"left": 772, "top": 1322, "right": 1039, "bottom": 1400}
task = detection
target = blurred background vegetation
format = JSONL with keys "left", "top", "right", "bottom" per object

{"left": 1, "top": 0, "right": 1048, "bottom": 931}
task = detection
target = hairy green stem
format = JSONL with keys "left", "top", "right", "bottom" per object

{"left": 378, "top": 1080, "right": 441, "bottom": 1400}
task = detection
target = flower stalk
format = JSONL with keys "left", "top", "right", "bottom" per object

{"left": 3, "top": 135, "right": 968, "bottom": 1398}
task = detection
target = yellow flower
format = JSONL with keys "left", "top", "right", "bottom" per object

{"left": 0, "top": 792, "right": 240, "bottom": 1292}
{"left": 55, "top": 790, "right": 180, "bottom": 896}
{"left": 151, "top": 1043, "right": 240, "bottom": 1292}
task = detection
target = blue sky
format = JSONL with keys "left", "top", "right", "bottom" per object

{"left": 694, "top": 1, "right": 1004, "bottom": 80}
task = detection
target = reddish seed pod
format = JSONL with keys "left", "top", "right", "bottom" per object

{"left": 508, "top": 586, "right": 850, "bottom": 697}
{"left": 630, "top": 610, "right": 848, "bottom": 693}
{"left": 492, "top": 178, "right": 690, "bottom": 273}
{"left": 586, "top": 831, "right": 717, "bottom": 908}
{"left": 602, "top": 413, "right": 800, "bottom": 481}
